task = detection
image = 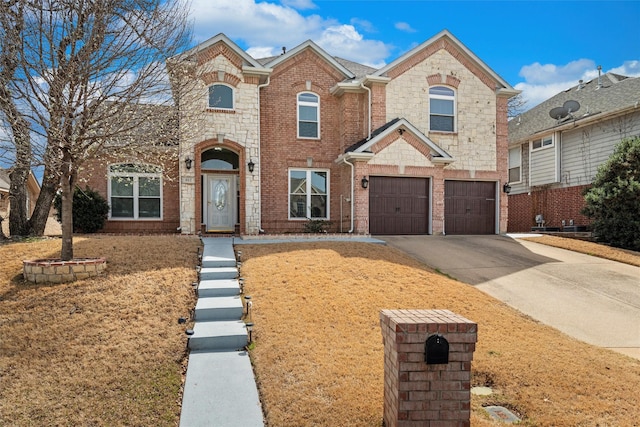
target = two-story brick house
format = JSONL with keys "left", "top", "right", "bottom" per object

{"left": 86, "top": 30, "right": 517, "bottom": 236}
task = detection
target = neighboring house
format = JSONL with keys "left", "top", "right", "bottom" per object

{"left": 0, "top": 168, "right": 43, "bottom": 236}
{"left": 507, "top": 73, "right": 640, "bottom": 232}
{"left": 81, "top": 30, "right": 518, "bottom": 236}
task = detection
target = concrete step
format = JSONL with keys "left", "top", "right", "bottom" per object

{"left": 194, "top": 296, "right": 243, "bottom": 321}
{"left": 201, "top": 237, "right": 237, "bottom": 269}
{"left": 200, "top": 266, "right": 237, "bottom": 281}
{"left": 188, "top": 320, "right": 248, "bottom": 351}
{"left": 180, "top": 350, "right": 264, "bottom": 427}
{"left": 198, "top": 279, "right": 240, "bottom": 298}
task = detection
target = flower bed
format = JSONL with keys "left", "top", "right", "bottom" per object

{"left": 23, "top": 258, "right": 107, "bottom": 283}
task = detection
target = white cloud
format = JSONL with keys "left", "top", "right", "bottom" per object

{"left": 188, "top": 0, "right": 390, "bottom": 67}
{"left": 516, "top": 59, "right": 640, "bottom": 109}
{"left": 395, "top": 22, "right": 416, "bottom": 33}
{"left": 280, "top": 0, "right": 317, "bottom": 10}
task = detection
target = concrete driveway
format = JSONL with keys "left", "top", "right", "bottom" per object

{"left": 381, "top": 235, "right": 640, "bottom": 360}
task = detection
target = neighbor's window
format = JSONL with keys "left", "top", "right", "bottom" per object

{"left": 208, "top": 84, "right": 234, "bottom": 109}
{"left": 429, "top": 86, "right": 455, "bottom": 132}
{"left": 109, "top": 164, "right": 162, "bottom": 219}
{"left": 532, "top": 135, "right": 553, "bottom": 150}
{"left": 289, "top": 169, "right": 328, "bottom": 219}
{"left": 297, "top": 92, "right": 319, "bottom": 138}
{"left": 509, "top": 146, "right": 522, "bottom": 183}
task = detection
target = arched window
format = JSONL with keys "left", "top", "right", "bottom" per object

{"left": 108, "top": 164, "right": 162, "bottom": 219}
{"left": 429, "top": 86, "right": 455, "bottom": 132}
{"left": 208, "top": 84, "right": 234, "bottom": 109}
{"left": 297, "top": 92, "right": 319, "bottom": 138}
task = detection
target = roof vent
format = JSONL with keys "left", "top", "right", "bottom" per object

{"left": 577, "top": 79, "right": 585, "bottom": 90}
{"left": 597, "top": 65, "right": 602, "bottom": 89}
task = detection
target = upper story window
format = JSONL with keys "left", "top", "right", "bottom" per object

{"left": 531, "top": 135, "right": 553, "bottom": 150}
{"left": 429, "top": 86, "right": 455, "bottom": 132}
{"left": 208, "top": 84, "right": 234, "bottom": 109}
{"left": 108, "top": 164, "right": 162, "bottom": 220}
{"left": 297, "top": 92, "right": 319, "bottom": 139}
{"left": 508, "top": 146, "right": 522, "bottom": 183}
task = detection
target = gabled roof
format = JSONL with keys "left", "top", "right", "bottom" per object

{"left": 509, "top": 74, "right": 640, "bottom": 144}
{"left": 262, "top": 40, "right": 355, "bottom": 79}
{"left": 344, "top": 118, "right": 454, "bottom": 163}
{"left": 171, "top": 33, "right": 266, "bottom": 69}
{"left": 374, "top": 29, "right": 517, "bottom": 94}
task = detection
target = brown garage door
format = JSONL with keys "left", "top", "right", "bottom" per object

{"left": 369, "top": 177, "right": 429, "bottom": 235}
{"left": 444, "top": 181, "right": 495, "bottom": 235}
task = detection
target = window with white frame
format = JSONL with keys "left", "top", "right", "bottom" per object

{"left": 297, "top": 92, "right": 319, "bottom": 138}
{"left": 109, "top": 164, "right": 162, "bottom": 219}
{"left": 531, "top": 135, "right": 553, "bottom": 150}
{"left": 289, "top": 169, "right": 328, "bottom": 219}
{"left": 208, "top": 84, "right": 234, "bottom": 109}
{"left": 508, "top": 146, "right": 522, "bottom": 183}
{"left": 429, "top": 86, "right": 455, "bottom": 132}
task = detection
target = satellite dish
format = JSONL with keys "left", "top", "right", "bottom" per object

{"left": 549, "top": 106, "right": 568, "bottom": 120}
{"left": 563, "top": 100, "right": 580, "bottom": 113}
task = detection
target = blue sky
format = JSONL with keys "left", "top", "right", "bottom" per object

{"left": 187, "top": 0, "right": 640, "bottom": 109}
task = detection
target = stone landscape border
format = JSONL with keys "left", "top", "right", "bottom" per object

{"left": 23, "top": 258, "right": 107, "bottom": 283}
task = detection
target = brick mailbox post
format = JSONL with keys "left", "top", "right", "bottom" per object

{"left": 380, "top": 309, "right": 477, "bottom": 427}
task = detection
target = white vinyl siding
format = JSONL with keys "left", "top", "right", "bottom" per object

{"left": 529, "top": 138, "right": 559, "bottom": 186}
{"left": 560, "top": 110, "right": 640, "bottom": 186}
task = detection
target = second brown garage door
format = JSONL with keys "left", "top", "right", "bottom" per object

{"left": 444, "top": 180, "right": 496, "bottom": 235}
{"left": 369, "top": 177, "right": 429, "bottom": 235}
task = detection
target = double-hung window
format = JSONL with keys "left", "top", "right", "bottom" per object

{"left": 429, "top": 86, "right": 455, "bottom": 132}
{"left": 289, "top": 169, "right": 328, "bottom": 219}
{"left": 208, "top": 84, "right": 234, "bottom": 109}
{"left": 508, "top": 146, "right": 522, "bottom": 183}
{"left": 109, "top": 164, "right": 162, "bottom": 219}
{"left": 297, "top": 92, "right": 319, "bottom": 138}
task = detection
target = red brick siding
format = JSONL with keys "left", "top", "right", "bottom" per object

{"left": 507, "top": 185, "right": 591, "bottom": 232}
{"left": 79, "top": 151, "right": 180, "bottom": 234}
{"left": 259, "top": 49, "right": 351, "bottom": 233}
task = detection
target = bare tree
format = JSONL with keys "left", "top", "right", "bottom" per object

{"left": 0, "top": 0, "right": 191, "bottom": 259}
{"left": 508, "top": 92, "right": 528, "bottom": 119}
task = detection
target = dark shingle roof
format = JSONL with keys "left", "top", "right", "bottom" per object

{"left": 509, "top": 73, "right": 640, "bottom": 143}
{"left": 345, "top": 118, "right": 402, "bottom": 152}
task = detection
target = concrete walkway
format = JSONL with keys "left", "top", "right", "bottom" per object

{"left": 179, "top": 238, "right": 264, "bottom": 427}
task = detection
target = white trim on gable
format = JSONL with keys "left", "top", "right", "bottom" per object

{"left": 264, "top": 40, "right": 355, "bottom": 79}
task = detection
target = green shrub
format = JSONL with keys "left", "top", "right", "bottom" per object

{"left": 582, "top": 136, "right": 640, "bottom": 251}
{"left": 303, "top": 218, "right": 332, "bottom": 233}
{"left": 54, "top": 186, "right": 110, "bottom": 233}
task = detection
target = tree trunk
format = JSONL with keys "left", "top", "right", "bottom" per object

{"left": 60, "top": 172, "right": 75, "bottom": 261}
{"left": 27, "top": 166, "right": 59, "bottom": 236}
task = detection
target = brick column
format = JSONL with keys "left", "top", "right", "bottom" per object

{"left": 380, "top": 309, "right": 477, "bottom": 427}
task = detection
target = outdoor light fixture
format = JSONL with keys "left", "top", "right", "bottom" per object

{"left": 246, "top": 322, "right": 254, "bottom": 344}
{"left": 184, "top": 157, "right": 193, "bottom": 170}
{"left": 248, "top": 159, "right": 255, "bottom": 173}
{"left": 244, "top": 295, "right": 252, "bottom": 317}
{"left": 502, "top": 183, "right": 511, "bottom": 194}
{"left": 361, "top": 176, "right": 369, "bottom": 189}
{"left": 238, "top": 277, "right": 245, "bottom": 294}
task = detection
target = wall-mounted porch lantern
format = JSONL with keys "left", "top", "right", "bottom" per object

{"left": 248, "top": 159, "right": 255, "bottom": 173}
{"left": 361, "top": 176, "right": 369, "bottom": 189}
{"left": 502, "top": 183, "right": 511, "bottom": 194}
{"left": 184, "top": 157, "right": 193, "bottom": 170}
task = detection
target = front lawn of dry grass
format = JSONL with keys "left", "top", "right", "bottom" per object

{"left": 0, "top": 236, "right": 198, "bottom": 426}
{"left": 241, "top": 242, "right": 640, "bottom": 426}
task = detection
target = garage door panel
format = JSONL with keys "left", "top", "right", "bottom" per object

{"left": 444, "top": 181, "right": 495, "bottom": 235}
{"left": 370, "top": 177, "right": 429, "bottom": 235}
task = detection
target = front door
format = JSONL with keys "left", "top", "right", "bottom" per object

{"left": 205, "top": 174, "right": 236, "bottom": 232}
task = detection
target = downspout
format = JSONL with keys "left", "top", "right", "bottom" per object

{"left": 341, "top": 157, "right": 355, "bottom": 233}
{"left": 360, "top": 80, "right": 372, "bottom": 140}
{"left": 256, "top": 75, "right": 271, "bottom": 233}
